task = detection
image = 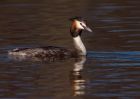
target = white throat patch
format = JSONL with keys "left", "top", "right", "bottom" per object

{"left": 73, "top": 36, "right": 87, "bottom": 55}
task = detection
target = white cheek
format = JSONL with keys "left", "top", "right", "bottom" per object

{"left": 75, "top": 21, "right": 84, "bottom": 29}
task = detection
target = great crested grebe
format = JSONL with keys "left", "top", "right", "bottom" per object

{"left": 8, "top": 17, "right": 92, "bottom": 58}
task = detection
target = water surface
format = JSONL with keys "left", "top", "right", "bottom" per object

{"left": 0, "top": 0, "right": 140, "bottom": 99}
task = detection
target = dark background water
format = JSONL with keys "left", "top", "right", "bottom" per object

{"left": 0, "top": 0, "right": 140, "bottom": 99}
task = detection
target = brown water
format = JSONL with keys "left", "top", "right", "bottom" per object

{"left": 0, "top": 0, "right": 140, "bottom": 99}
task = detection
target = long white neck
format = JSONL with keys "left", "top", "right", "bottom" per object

{"left": 73, "top": 36, "right": 87, "bottom": 56}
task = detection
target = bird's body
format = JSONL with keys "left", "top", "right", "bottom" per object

{"left": 8, "top": 17, "right": 92, "bottom": 60}
{"left": 8, "top": 46, "right": 71, "bottom": 57}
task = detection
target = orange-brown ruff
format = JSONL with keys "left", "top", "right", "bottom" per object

{"left": 8, "top": 17, "right": 92, "bottom": 60}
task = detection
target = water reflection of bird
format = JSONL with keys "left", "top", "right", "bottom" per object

{"left": 70, "top": 56, "right": 86, "bottom": 96}
{"left": 8, "top": 17, "right": 92, "bottom": 59}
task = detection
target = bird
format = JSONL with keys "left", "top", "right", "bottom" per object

{"left": 8, "top": 17, "right": 92, "bottom": 60}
